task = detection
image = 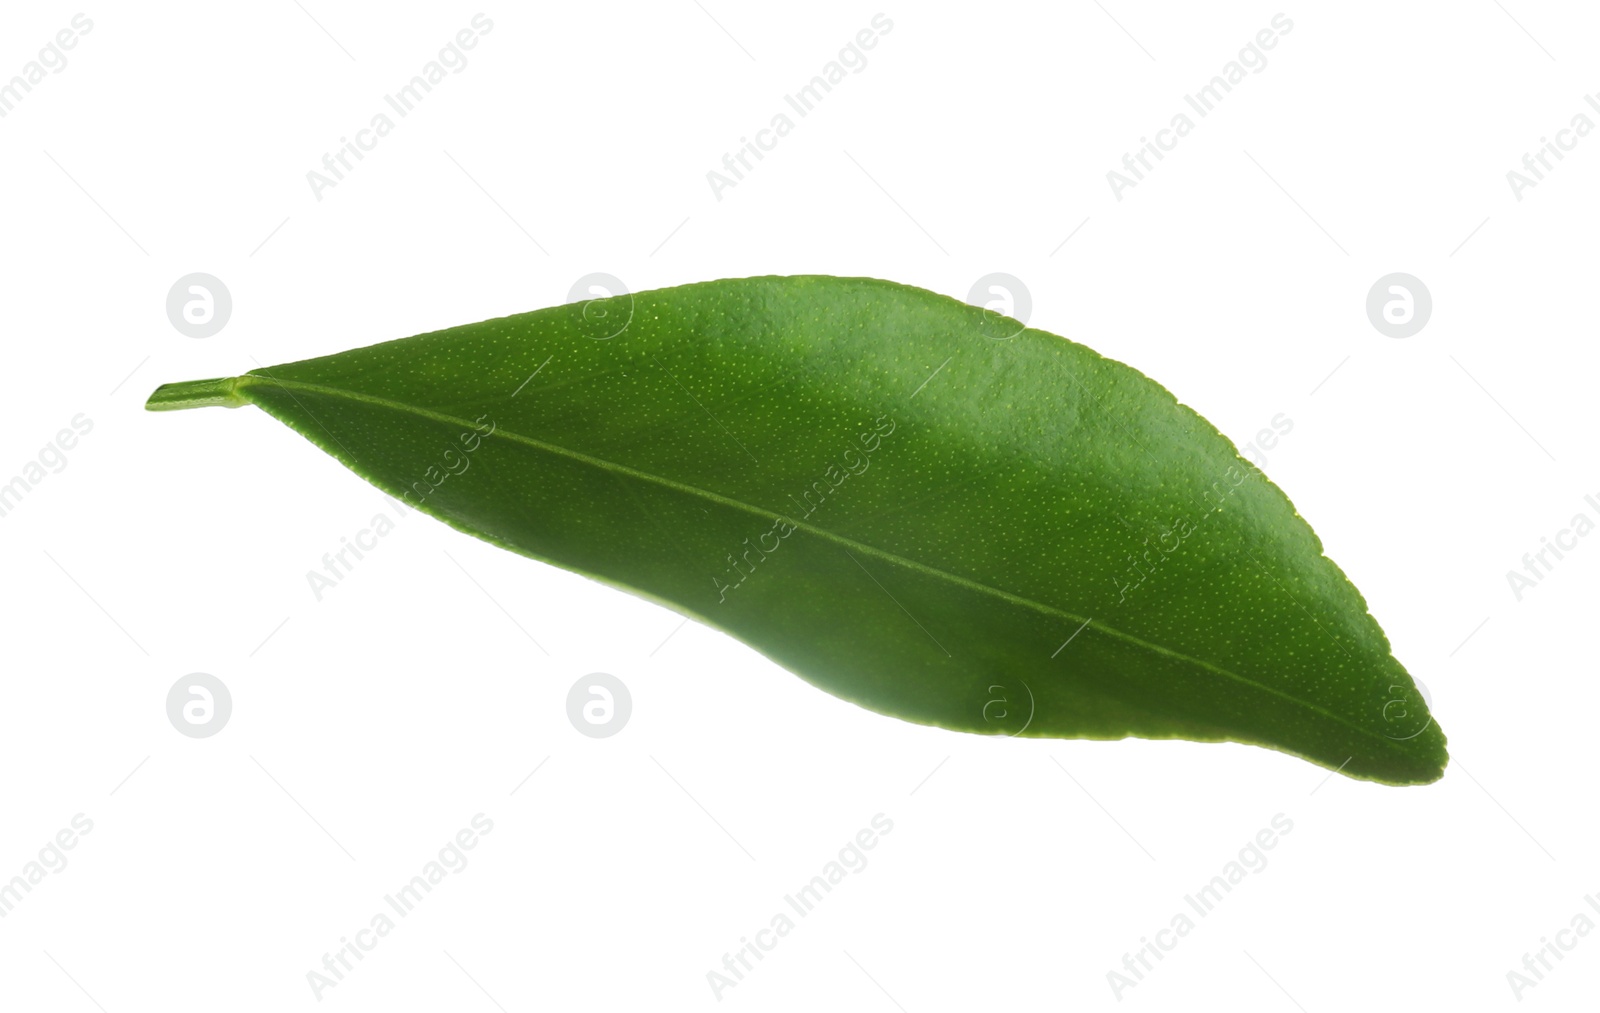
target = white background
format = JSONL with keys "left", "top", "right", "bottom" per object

{"left": 0, "top": 1, "right": 1595, "bottom": 1009}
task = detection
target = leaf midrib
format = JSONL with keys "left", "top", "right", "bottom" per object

{"left": 243, "top": 372, "right": 1408, "bottom": 755}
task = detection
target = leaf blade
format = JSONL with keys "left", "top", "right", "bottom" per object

{"left": 148, "top": 275, "right": 1446, "bottom": 784}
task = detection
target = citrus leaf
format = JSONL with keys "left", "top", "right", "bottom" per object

{"left": 146, "top": 275, "right": 1445, "bottom": 785}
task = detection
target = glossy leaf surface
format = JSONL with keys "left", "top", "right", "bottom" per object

{"left": 147, "top": 276, "right": 1446, "bottom": 784}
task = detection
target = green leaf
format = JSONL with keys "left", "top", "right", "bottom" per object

{"left": 146, "top": 275, "right": 1445, "bottom": 785}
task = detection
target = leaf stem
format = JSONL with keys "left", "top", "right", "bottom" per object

{"left": 144, "top": 376, "right": 249, "bottom": 411}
